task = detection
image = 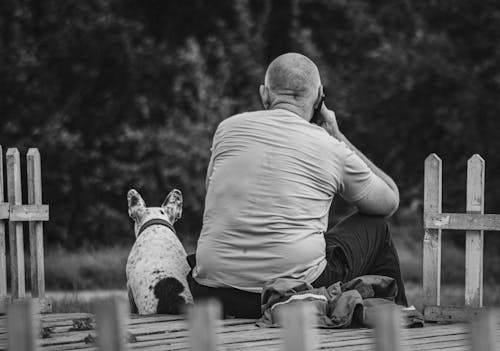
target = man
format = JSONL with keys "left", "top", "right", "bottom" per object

{"left": 188, "top": 53, "right": 408, "bottom": 318}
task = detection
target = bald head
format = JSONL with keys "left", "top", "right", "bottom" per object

{"left": 259, "top": 53, "right": 323, "bottom": 121}
{"left": 264, "top": 53, "right": 321, "bottom": 99}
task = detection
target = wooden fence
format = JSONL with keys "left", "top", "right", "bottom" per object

{"left": 0, "top": 146, "right": 51, "bottom": 313}
{"left": 423, "top": 154, "right": 500, "bottom": 322}
{"left": 4, "top": 298, "right": 499, "bottom": 351}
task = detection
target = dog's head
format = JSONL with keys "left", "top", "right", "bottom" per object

{"left": 127, "top": 188, "right": 183, "bottom": 238}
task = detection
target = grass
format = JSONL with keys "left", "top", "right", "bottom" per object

{"left": 49, "top": 290, "right": 128, "bottom": 313}
{"left": 45, "top": 246, "right": 129, "bottom": 290}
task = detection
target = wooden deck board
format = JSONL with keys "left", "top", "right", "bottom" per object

{"left": 0, "top": 313, "right": 498, "bottom": 350}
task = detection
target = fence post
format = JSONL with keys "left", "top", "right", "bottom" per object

{"left": 7, "top": 299, "right": 39, "bottom": 351}
{"left": 374, "top": 305, "right": 403, "bottom": 351}
{"left": 27, "top": 149, "right": 45, "bottom": 298}
{"left": 469, "top": 309, "right": 497, "bottom": 351}
{"left": 6, "top": 148, "right": 26, "bottom": 299}
{"left": 0, "top": 146, "right": 7, "bottom": 299}
{"left": 188, "top": 299, "right": 221, "bottom": 351}
{"left": 465, "top": 155, "right": 484, "bottom": 307}
{"left": 278, "top": 302, "right": 316, "bottom": 351}
{"left": 423, "top": 154, "right": 442, "bottom": 307}
{"left": 95, "top": 297, "right": 128, "bottom": 351}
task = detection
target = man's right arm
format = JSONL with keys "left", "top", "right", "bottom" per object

{"left": 319, "top": 105, "right": 399, "bottom": 217}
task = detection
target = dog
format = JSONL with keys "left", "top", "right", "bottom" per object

{"left": 126, "top": 188, "right": 193, "bottom": 314}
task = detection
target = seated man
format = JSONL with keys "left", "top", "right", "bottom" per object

{"left": 188, "top": 53, "right": 408, "bottom": 318}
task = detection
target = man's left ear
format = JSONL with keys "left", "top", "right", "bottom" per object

{"left": 313, "top": 85, "right": 324, "bottom": 109}
{"left": 259, "top": 85, "right": 270, "bottom": 109}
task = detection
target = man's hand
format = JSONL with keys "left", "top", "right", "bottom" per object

{"left": 318, "top": 104, "right": 341, "bottom": 138}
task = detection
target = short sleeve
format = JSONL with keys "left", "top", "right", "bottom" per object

{"left": 205, "top": 123, "right": 225, "bottom": 190}
{"left": 339, "top": 151, "right": 376, "bottom": 202}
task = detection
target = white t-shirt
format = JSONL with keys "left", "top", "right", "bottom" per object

{"left": 193, "top": 109, "right": 376, "bottom": 293}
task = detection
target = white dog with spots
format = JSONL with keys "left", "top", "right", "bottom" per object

{"left": 126, "top": 188, "right": 193, "bottom": 314}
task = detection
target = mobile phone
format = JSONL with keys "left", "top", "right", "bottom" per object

{"left": 310, "top": 94, "right": 325, "bottom": 125}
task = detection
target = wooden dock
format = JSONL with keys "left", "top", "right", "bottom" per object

{"left": 0, "top": 312, "right": 498, "bottom": 351}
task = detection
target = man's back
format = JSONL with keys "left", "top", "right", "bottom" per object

{"left": 193, "top": 108, "right": 372, "bottom": 293}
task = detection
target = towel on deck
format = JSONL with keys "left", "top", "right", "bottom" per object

{"left": 256, "top": 275, "right": 424, "bottom": 328}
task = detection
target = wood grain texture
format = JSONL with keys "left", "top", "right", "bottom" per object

{"left": 27, "top": 148, "right": 46, "bottom": 298}
{"left": 0, "top": 145, "right": 6, "bottom": 297}
{"left": 424, "top": 305, "right": 484, "bottom": 322}
{"left": 469, "top": 310, "right": 497, "bottom": 351}
{"left": 7, "top": 299, "right": 39, "bottom": 351}
{"left": 423, "top": 153, "right": 442, "bottom": 308}
{"left": 374, "top": 305, "right": 402, "bottom": 351}
{"left": 424, "top": 213, "right": 500, "bottom": 231}
{"left": 9, "top": 204, "right": 49, "bottom": 221}
{"left": 188, "top": 299, "right": 221, "bottom": 351}
{"left": 0, "top": 312, "right": 498, "bottom": 351}
{"left": 278, "top": 302, "right": 316, "bottom": 351}
{"left": 0, "top": 203, "right": 9, "bottom": 219}
{"left": 465, "top": 154, "right": 484, "bottom": 307}
{"left": 95, "top": 297, "right": 128, "bottom": 351}
{"left": 6, "top": 148, "right": 25, "bottom": 298}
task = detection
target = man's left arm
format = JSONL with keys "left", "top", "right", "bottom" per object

{"left": 319, "top": 105, "right": 399, "bottom": 217}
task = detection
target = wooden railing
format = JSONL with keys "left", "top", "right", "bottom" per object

{"left": 0, "top": 146, "right": 51, "bottom": 313}
{"left": 4, "top": 298, "right": 499, "bottom": 351}
{"left": 423, "top": 154, "right": 500, "bottom": 322}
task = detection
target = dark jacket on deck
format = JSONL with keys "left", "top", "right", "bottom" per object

{"left": 257, "top": 275, "right": 423, "bottom": 328}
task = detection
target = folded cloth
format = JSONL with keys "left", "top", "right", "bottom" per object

{"left": 256, "top": 275, "right": 424, "bottom": 328}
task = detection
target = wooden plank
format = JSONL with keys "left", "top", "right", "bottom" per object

{"left": 423, "top": 305, "right": 485, "bottom": 322}
{"left": 94, "top": 297, "right": 128, "bottom": 351}
{"left": 0, "top": 146, "right": 6, "bottom": 298}
{"left": 374, "top": 305, "right": 402, "bottom": 351}
{"left": 9, "top": 204, "right": 50, "bottom": 221}
{"left": 278, "top": 302, "right": 316, "bottom": 351}
{"left": 424, "top": 213, "right": 500, "bottom": 231}
{"left": 469, "top": 309, "right": 496, "bottom": 351}
{"left": 27, "top": 148, "right": 46, "bottom": 299}
{"left": 188, "top": 299, "right": 221, "bottom": 351}
{"left": 465, "top": 154, "right": 485, "bottom": 307}
{"left": 136, "top": 323, "right": 478, "bottom": 351}
{"left": 6, "top": 148, "right": 25, "bottom": 298}
{"left": 36, "top": 319, "right": 468, "bottom": 349}
{"left": 423, "top": 153, "right": 442, "bottom": 308}
{"left": 7, "top": 299, "right": 39, "bottom": 351}
{"left": 0, "top": 314, "right": 490, "bottom": 351}
{"left": 0, "top": 203, "right": 9, "bottom": 219}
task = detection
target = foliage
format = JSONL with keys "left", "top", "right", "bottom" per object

{"left": 1, "top": 0, "right": 500, "bottom": 247}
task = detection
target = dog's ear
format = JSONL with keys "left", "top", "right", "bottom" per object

{"left": 162, "top": 189, "right": 183, "bottom": 223}
{"left": 128, "top": 189, "right": 146, "bottom": 219}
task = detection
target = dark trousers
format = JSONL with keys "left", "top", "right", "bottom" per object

{"left": 188, "top": 213, "right": 408, "bottom": 318}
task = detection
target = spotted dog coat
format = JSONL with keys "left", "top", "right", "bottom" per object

{"left": 126, "top": 189, "right": 193, "bottom": 314}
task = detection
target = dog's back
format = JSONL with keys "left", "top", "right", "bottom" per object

{"left": 127, "top": 228, "right": 193, "bottom": 314}
{"left": 126, "top": 189, "right": 193, "bottom": 314}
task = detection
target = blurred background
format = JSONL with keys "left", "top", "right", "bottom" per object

{"left": 1, "top": 0, "right": 499, "bottom": 311}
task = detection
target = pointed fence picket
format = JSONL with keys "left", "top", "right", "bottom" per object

{"left": 0, "top": 146, "right": 50, "bottom": 313}
{"left": 423, "top": 154, "right": 500, "bottom": 322}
